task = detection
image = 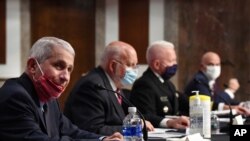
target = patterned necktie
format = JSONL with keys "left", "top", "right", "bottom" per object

{"left": 116, "top": 89, "right": 122, "bottom": 105}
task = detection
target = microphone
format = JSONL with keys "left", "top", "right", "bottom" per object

{"left": 94, "top": 84, "right": 148, "bottom": 141}
{"left": 215, "top": 93, "right": 235, "bottom": 134}
{"left": 216, "top": 94, "right": 233, "bottom": 125}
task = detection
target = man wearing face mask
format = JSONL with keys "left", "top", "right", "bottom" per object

{"left": 0, "top": 37, "right": 123, "bottom": 141}
{"left": 64, "top": 41, "right": 154, "bottom": 135}
{"left": 130, "top": 41, "right": 190, "bottom": 129}
{"left": 184, "top": 51, "right": 249, "bottom": 115}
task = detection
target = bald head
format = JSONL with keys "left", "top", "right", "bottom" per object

{"left": 100, "top": 41, "right": 137, "bottom": 70}
{"left": 201, "top": 51, "right": 221, "bottom": 66}
{"left": 99, "top": 41, "right": 138, "bottom": 88}
{"left": 200, "top": 51, "right": 221, "bottom": 80}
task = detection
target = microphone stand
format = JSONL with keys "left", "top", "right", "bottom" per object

{"left": 217, "top": 94, "right": 233, "bottom": 133}
{"left": 95, "top": 84, "right": 148, "bottom": 141}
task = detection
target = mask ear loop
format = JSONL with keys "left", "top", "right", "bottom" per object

{"left": 34, "top": 59, "right": 44, "bottom": 75}
{"left": 33, "top": 59, "right": 44, "bottom": 81}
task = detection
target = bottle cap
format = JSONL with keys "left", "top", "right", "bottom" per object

{"left": 128, "top": 107, "right": 137, "bottom": 113}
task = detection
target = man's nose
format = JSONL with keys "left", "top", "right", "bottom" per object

{"left": 60, "top": 70, "right": 70, "bottom": 82}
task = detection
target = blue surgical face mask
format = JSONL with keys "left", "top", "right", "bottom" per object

{"left": 121, "top": 67, "right": 138, "bottom": 85}
{"left": 161, "top": 64, "right": 178, "bottom": 80}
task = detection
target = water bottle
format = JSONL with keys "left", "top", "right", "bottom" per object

{"left": 122, "top": 107, "right": 143, "bottom": 141}
{"left": 211, "top": 113, "right": 220, "bottom": 134}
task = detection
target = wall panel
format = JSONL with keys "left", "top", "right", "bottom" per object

{"left": 119, "top": 0, "right": 149, "bottom": 64}
{"left": 0, "top": 0, "right": 6, "bottom": 64}
{"left": 178, "top": 0, "right": 250, "bottom": 101}
{"left": 30, "top": 0, "right": 96, "bottom": 110}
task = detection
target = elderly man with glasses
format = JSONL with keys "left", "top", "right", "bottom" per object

{"left": 64, "top": 41, "right": 154, "bottom": 136}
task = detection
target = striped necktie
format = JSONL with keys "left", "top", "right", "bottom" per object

{"left": 116, "top": 89, "right": 122, "bottom": 105}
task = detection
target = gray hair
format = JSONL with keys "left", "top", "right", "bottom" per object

{"left": 146, "top": 40, "right": 174, "bottom": 63}
{"left": 29, "top": 37, "right": 75, "bottom": 63}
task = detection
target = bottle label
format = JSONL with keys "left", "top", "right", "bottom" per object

{"left": 122, "top": 125, "right": 143, "bottom": 137}
{"left": 189, "top": 112, "right": 203, "bottom": 135}
{"left": 189, "top": 95, "right": 211, "bottom": 138}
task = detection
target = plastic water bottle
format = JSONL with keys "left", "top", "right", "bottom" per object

{"left": 211, "top": 113, "right": 220, "bottom": 134}
{"left": 122, "top": 107, "right": 143, "bottom": 141}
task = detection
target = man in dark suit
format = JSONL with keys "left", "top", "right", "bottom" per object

{"left": 0, "top": 37, "right": 122, "bottom": 141}
{"left": 184, "top": 51, "right": 249, "bottom": 116}
{"left": 130, "top": 40, "right": 189, "bottom": 129}
{"left": 215, "top": 78, "right": 241, "bottom": 106}
{"left": 64, "top": 41, "right": 154, "bottom": 135}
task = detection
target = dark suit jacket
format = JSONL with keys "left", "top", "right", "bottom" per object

{"left": 184, "top": 71, "right": 218, "bottom": 112}
{"left": 129, "top": 68, "right": 179, "bottom": 127}
{"left": 64, "top": 67, "right": 126, "bottom": 135}
{"left": 214, "top": 90, "right": 240, "bottom": 106}
{"left": 0, "top": 73, "right": 101, "bottom": 141}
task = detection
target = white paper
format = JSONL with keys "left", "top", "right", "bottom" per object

{"left": 148, "top": 128, "right": 186, "bottom": 139}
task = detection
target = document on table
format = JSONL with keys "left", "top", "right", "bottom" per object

{"left": 211, "top": 109, "right": 237, "bottom": 116}
{"left": 148, "top": 128, "right": 187, "bottom": 139}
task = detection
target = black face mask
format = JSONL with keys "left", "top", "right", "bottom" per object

{"left": 161, "top": 64, "right": 178, "bottom": 80}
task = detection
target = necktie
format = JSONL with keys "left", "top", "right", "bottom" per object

{"left": 41, "top": 103, "right": 47, "bottom": 126}
{"left": 116, "top": 89, "right": 122, "bottom": 105}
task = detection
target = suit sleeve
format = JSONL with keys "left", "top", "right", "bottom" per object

{"left": 57, "top": 99, "right": 102, "bottom": 140}
{"left": 130, "top": 79, "right": 164, "bottom": 127}
{"left": 185, "top": 79, "right": 218, "bottom": 110}
{"left": 0, "top": 87, "right": 100, "bottom": 141}
{"left": 64, "top": 82, "right": 122, "bottom": 135}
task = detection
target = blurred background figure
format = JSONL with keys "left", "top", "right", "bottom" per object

{"left": 215, "top": 78, "right": 241, "bottom": 106}
{"left": 184, "top": 51, "right": 250, "bottom": 117}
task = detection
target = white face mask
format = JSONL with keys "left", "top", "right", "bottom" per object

{"left": 204, "top": 65, "right": 221, "bottom": 80}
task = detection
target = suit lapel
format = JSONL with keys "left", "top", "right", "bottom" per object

{"left": 108, "top": 90, "right": 126, "bottom": 119}
{"left": 37, "top": 106, "right": 47, "bottom": 132}
{"left": 97, "top": 67, "right": 126, "bottom": 120}
{"left": 44, "top": 103, "right": 52, "bottom": 137}
{"left": 18, "top": 73, "right": 48, "bottom": 133}
{"left": 147, "top": 69, "right": 174, "bottom": 113}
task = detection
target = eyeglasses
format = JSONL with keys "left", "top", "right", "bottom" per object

{"left": 113, "top": 60, "right": 139, "bottom": 70}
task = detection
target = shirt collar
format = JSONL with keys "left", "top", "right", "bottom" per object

{"left": 152, "top": 70, "right": 164, "bottom": 83}
{"left": 225, "top": 88, "right": 235, "bottom": 99}
{"left": 104, "top": 71, "right": 117, "bottom": 91}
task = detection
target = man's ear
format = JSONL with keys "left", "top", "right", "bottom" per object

{"left": 27, "top": 58, "right": 37, "bottom": 74}
{"left": 153, "top": 59, "right": 160, "bottom": 70}
{"left": 200, "top": 64, "right": 206, "bottom": 71}
{"left": 109, "top": 60, "right": 117, "bottom": 73}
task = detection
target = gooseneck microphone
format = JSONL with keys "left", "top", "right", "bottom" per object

{"left": 217, "top": 94, "right": 233, "bottom": 125}
{"left": 94, "top": 84, "right": 148, "bottom": 141}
